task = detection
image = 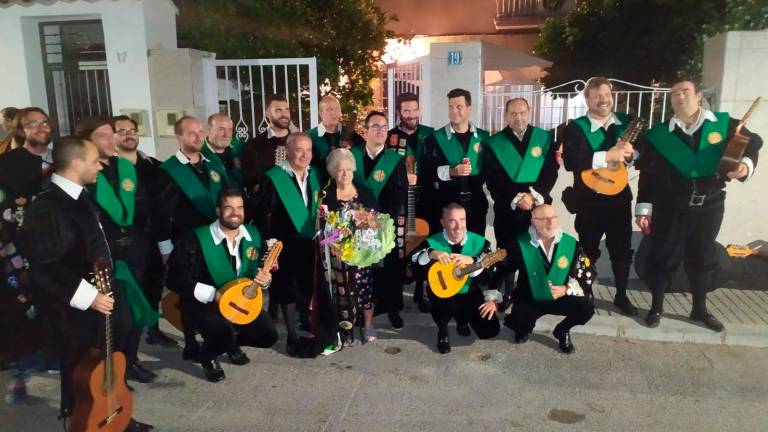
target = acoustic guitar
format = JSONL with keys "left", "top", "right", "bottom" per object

{"left": 160, "top": 291, "right": 183, "bottom": 333}
{"left": 428, "top": 249, "right": 507, "bottom": 298}
{"left": 718, "top": 97, "right": 761, "bottom": 178}
{"left": 70, "top": 258, "right": 133, "bottom": 432}
{"left": 219, "top": 240, "right": 283, "bottom": 325}
{"left": 726, "top": 242, "right": 768, "bottom": 262}
{"left": 580, "top": 117, "right": 645, "bottom": 195}
{"left": 404, "top": 154, "right": 429, "bottom": 255}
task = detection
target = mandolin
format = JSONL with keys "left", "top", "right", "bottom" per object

{"left": 718, "top": 97, "right": 761, "bottom": 178}
{"left": 70, "top": 258, "right": 133, "bottom": 432}
{"left": 218, "top": 240, "right": 283, "bottom": 325}
{"left": 580, "top": 117, "right": 645, "bottom": 196}
{"left": 428, "top": 249, "right": 507, "bottom": 298}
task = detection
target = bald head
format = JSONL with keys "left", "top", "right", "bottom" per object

{"left": 286, "top": 132, "right": 312, "bottom": 171}
{"left": 531, "top": 204, "right": 560, "bottom": 240}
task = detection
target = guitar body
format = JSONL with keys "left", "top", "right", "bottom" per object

{"left": 160, "top": 292, "right": 183, "bottom": 333}
{"left": 427, "top": 261, "right": 468, "bottom": 299}
{"left": 70, "top": 348, "right": 133, "bottom": 432}
{"left": 405, "top": 218, "right": 430, "bottom": 254}
{"left": 718, "top": 128, "right": 750, "bottom": 178}
{"left": 218, "top": 277, "right": 264, "bottom": 325}
{"left": 580, "top": 162, "right": 628, "bottom": 196}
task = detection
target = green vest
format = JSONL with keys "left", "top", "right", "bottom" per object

{"left": 202, "top": 138, "right": 244, "bottom": 189}
{"left": 309, "top": 125, "right": 343, "bottom": 162}
{"left": 160, "top": 154, "right": 227, "bottom": 221}
{"left": 264, "top": 166, "right": 321, "bottom": 239}
{"left": 517, "top": 231, "right": 577, "bottom": 302}
{"left": 94, "top": 156, "right": 137, "bottom": 227}
{"left": 645, "top": 112, "right": 730, "bottom": 179}
{"left": 434, "top": 125, "right": 489, "bottom": 175}
{"left": 350, "top": 146, "right": 403, "bottom": 200}
{"left": 194, "top": 224, "right": 262, "bottom": 289}
{"left": 486, "top": 127, "right": 552, "bottom": 183}
{"left": 426, "top": 231, "right": 486, "bottom": 295}
{"left": 572, "top": 112, "right": 630, "bottom": 151}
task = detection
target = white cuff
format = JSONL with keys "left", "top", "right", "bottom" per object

{"left": 483, "top": 289, "right": 503, "bottom": 303}
{"left": 635, "top": 202, "right": 653, "bottom": 217}
{"left": 592, "top": 151, "right": 608, "bottom": 169}
{"left": 416, "top": 249, "right": 431, "bottom": 266}
{"left": 437, "top": 165, "right": 452, "bottom": 182}
{"left": 510, "top": 193, "right": 523, "bottom": 211}
{"left": 565, "top": 278, "right": 584, "bottom": 297}
{"left": 741, "top": 157, "right": 755, "bottom": 181}
{"left": 194, "top": 282, "right": 216, "bottom": 304}
{"left": 529, "top": 186, "right": 545, "bottom": 205}
{"left": 158, "top": 240, "right": 174, "bottom": 255}
{"left": 626, "top": 149, "right": 640, "bottom": 167}
{"left": 69, "top": 279, "right": 98, "bottom": 311}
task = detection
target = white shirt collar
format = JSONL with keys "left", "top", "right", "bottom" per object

{"left": 51, "top": 173, "right": 84, "bottom": 200}
{"left": 317, "top": 122, "right": 341, "bottom": 137}
{"left": 528, "top": 225, "right": 564, "bottom": 262}
{"left": 209, "top": 221, "right": 251, "bottom": 246}
{"left": 267, "top": 127, "right": 291, "bottom": 139}
{"left": 442, "top": 230, "right": 467, "bottom": 246}
{"left": 587, "top": 113, "right": 622, "bottom": 132}
{"left": 174, "top": 150, "right": 210, "bottom": 165}
{"left": 365, "top": 144, "right": 385, "bottom": 159}
{"left": 395, "top": 120, "right": 417, "bottom": 135}
{"left": 445, "top": 123, "right": 478, "bottom": 139}
{"left": 669, "top": 108, "right": 718, "bottom": 135}
{"left": 279, "top": 160, "right": 310, "bottom": 180}
{"left": 512, "top": 125, "right": 529, "bottom": 141}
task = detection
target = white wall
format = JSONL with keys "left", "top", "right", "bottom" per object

{"left": 427, "top": 42, "right": 484, "bottom": 128}
{"left": 703, "top": 30, "right": 768, "bottom": 244}
{"left": 0, "top": 0, "right": 178, "bottom": 156}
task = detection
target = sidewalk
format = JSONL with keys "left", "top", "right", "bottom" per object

{"left": 397, "top": 281, "right": 768, "bottom": 348}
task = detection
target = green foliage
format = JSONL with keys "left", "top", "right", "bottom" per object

{"left": 177, "top": 0, "right": 396, "bottom": 113}
{"left": 533, "top": 0, "right": 768, "bottom": 86}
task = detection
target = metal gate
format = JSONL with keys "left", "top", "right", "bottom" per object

{"left": 215, "top": 58, "right": 318, "bottom": 141}
{"left": 39, "top": 20, "right": 112, "bottom": 137}
{"left": 482, "top": 79, "right": 678, "bottom": 138}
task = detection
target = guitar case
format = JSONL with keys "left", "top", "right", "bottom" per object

{"left": 634, "top": 236, "right": 768, "bottom": 292}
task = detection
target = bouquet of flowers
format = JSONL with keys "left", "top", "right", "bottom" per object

{"left": 322, "top": 205, "right": 396, "bottom": 268}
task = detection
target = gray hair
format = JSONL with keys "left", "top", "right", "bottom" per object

{"left": 326, "top": 148, "right": 356, "bottom": 177}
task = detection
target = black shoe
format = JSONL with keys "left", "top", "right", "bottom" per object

{"left": 146, "top": 327, "right": 178, "bottom": 347}
{"left": 514, "top": 332, "right": 529, "bottom": 344}
{"left": 182, "top": 346, "right": 202, "bottom": 362}
{"left": 388, "top": 311, "right": 404, "bottom": 330}
{"left": 553, "top": 328, "right": 575, "bottom": 354}
{"left": 286, "top": 338, "right": 299, "bottom": 358}
{"left": 126, "top": 418, "right": 154, "bottom": 432}
{"left": 613, "top": 295, "right": 639, "bottom": 316}
{"left": 415, "top": 298, "right": 431, "bottom": 313}
{"left": 201, "top": 358, "right": 225, "bottom": 382}
{"left": 690, "top": 311, "right": 724, "bottom": 332}
{"left": 456, "top": 322, "right": 471, "bottom": 337}
{"left": 227, "top": 348, "right": 250, "bottom": 366}
{"left": 127, "top": 362, "right": 157, "bottom": 384}
{"left": 645, "top": 311, "right": 662, "bottom": 328}
{"left": 437, "top": 331, "right": 451, "bottom": 354}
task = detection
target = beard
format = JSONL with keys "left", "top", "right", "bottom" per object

{"left": 270, "top": 116, "right": 291, "bottom": 130}
{"left": 220, "top": 217, "right": 243, "bottom": 230}
{"left": 401, "top": 117, "right": 418, "bottom": 130}
{"left": 118, "top": 138, "right": 138, "bottom": 152}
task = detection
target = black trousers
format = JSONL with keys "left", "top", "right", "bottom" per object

{"left": 427, "top": 286, "right": 500, "bottom": 339}
{"left": 194, "top": 307, "right": 278, "bottom": 359}
{"left": 574, "top": 202, "right": 633, "bottom": 295}
{"left": 270, "top": 238, "right": 315, "bottom": 307}
{"left": 492, "top": 206, "right": 533, "bottom": 295}
{"left": 505, "top": 295, "right": 594, "bottom": 335}
{"left": 374, "top": 248, "right": 405, "bottom": 314}
{"left": 647, "top": 200, "right": 725, "bottom": 313}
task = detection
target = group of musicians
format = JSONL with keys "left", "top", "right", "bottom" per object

{"left": 0, "top": 76, "right": 762, "bottom": 430}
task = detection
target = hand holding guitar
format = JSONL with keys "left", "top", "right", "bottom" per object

{"left": 726, "top": 162, "right": 749, "bottom": 180}
{"left": 607, "top": 140, "right": 634, "bottom": 163}
{"left": 407, "top": 173, "right": 418, "bottom": 186}
{"left": 90, "top": 292, "right": 115, "bottom": 315}
{"left": 253, "top": 268, "right": 272, "bottom": 288}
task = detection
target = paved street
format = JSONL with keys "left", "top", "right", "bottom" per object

{"left": 2, "top": 313, "right": 768, "bottom": 432}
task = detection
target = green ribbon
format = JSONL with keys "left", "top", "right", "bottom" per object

{"left": 264, "top": 166, "right": 320, "bottom": 239}
{"left": 645, "top": 112, "right": 729, "bottom": 179}
{"left": 113, "top": 260, "right": 158, "bottom": 328}
{"left": 350, "top": 146, "right": 403, "bottom": 200}
{"left": 486, "top": 126, "right": 552, "bottom": 183}
{"left": 572, "top": 112, "right": 630, "bottom": 151}
{"left": 94, "top": 157, "right": 136, "bottom": 227}
{"left": 517, "top": 231, "right": 577, "bottom": 302}
{"left": 434, "top": 126, "right": 488, "bottom": 175}
{"left": 426, "top": 231, "right": 486, "bottom": 295}
{"left": 159, "top": 155, "right": 227, "bottom": 221}
{"left": 194, "top": 224, "right": 262, "bottom": 288}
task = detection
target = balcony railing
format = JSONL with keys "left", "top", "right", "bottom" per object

{"left": 494, "top": 0, "right": 576, "bottom": 30}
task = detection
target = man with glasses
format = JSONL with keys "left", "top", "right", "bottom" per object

{"left": 503, "top": 204, "right": 595, "bottom": 354}
{"left": 349, "top": 111, "right": 412, "bottom": 329}
{"left": 113, "top": 115, "right": 178, "bottom": 347}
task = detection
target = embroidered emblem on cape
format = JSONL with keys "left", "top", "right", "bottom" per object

{"left": 121, "top": 178, "right": 135, "bottom": 192}
{"left": 557, "top": 256, "right": 569, "bottom": 270}
{"left": 373, "top": 169, "right": 386, "bottom": 182}
{"left": 210, "top": 171, "right": 221, "bottom": 183}
{"left": 707, "top": 131, "right": 723, "bottom": 145}
{"left": 245, "top": 247, "right": 259, "bottom": 260}
{"left": 530, "top": 146, "right": 543, "bottom": 158}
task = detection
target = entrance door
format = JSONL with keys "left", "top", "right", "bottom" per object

{"left": 39, "top": 20, "right": 112, "bottom": 137}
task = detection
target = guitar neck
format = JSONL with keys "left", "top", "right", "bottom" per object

{"left": 739, "top": 97, "right": 762, "bottom": 127}
{"left": 406, "top": 186, "right": 417, "bottom": 234}
{"left": 456, "top": 261, "right": 483, "bottom": 278}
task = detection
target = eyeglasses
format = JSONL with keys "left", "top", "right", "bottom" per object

{"left": 23, "top": 120, "right": 50, "bottom": 129}
{"left": 367, "top": 124, "right": 389, "bottom": 132}
{"left": 532, "top": 216, "right": 559, "bottom": 222}
{"left": 116, "top": 128, "right": 139, "bottom": 136}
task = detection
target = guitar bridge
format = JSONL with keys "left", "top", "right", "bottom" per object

{"left": 228, "top": 302, "right": 250, "bottom": 316}
{"left": 98, "top": 405, "right": 124, "bottom": 428}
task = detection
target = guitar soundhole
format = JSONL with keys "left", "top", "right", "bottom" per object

{"left": 437, "top": 271, "right": 448, "bottom": 291}
{"left": 228, "top": 302, "right": 250, "bottom": 316}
